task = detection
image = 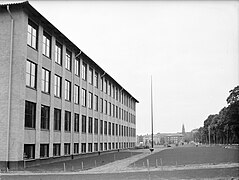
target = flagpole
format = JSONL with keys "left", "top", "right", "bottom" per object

{"left": 151, "top": 76, "right": 154, "bottom": 149}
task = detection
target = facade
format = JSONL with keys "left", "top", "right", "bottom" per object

{"left": 0, "top": 1, "right": 138, "bottom": 170}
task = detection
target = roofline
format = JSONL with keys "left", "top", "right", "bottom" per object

{"left": 1, "top": 1, "right": 139, "bottom": 103}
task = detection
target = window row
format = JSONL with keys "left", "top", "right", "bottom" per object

{"left": 25, "top": 101, "right": 136, "bottom": 137}
{"left": 24, "top": 142, "right": 136, "bottom": 160}
{"left": 27, "top": 20, "right": 136, "bottom": 110}
{"left": 26, "top": 62, "right": 136, "bottom": 123}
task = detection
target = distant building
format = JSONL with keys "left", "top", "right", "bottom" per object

{"left": 0, "top": 1, "right": 138, "bottom": 170}
{"left": 182, "top": 124, "right": 185, "bottom": 135}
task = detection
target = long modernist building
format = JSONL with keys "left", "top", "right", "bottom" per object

{"left": 0, "top": 1, "right": 138, "bottom": 170}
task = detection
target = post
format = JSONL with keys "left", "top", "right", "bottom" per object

{"left": 63, "top": 163, "right": 66, "bottom": 171}
{"left": 147, "top": 159, "right": 150, "bottom": 171}
{"left": 95, "top": 160, "right": 97, "bottom": 167}
{"left": 156, "top": 159, "right": 158, "bottom": 168}
{"left": 81, "top": 161, "right": 84, "bottom": 170}
{"left": 151, "top": 76, "right": 154, "bottom": 149}
{"left": 160, "top": 158, "right": 163, "bottom": 171}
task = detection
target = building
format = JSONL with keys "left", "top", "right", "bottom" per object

{"left": 162, "top": 133, "right": 183, "bottom": 144}
{"left": 0, "top": 1, "right": 138, "bottom": 170}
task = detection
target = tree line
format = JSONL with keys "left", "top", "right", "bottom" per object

{"left": 193, "top": 86, "right": 239, "bottom": 144}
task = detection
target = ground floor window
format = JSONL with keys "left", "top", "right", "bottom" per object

{"left": 104, "top": 143, "right": 107, "bottom": 151}
{"left": 112, "top": 143, "right": 115, "bottom": 149}
{"left": 40, "top": 144, "right": 49, "bottom": 158}
{"left": 108, "top": 143, "right": 111, "bottom": 150}
{"left": 88, "top": 143, "right": 92, "bottom": 152}
{"left": 116, "top": 142, "right": 118, "bottom": 149}
{"left": 24, "top": 144, "right": 35, "bottom": 159}
{"left": 53, "top": 144, "right": 61, "bottom": 156}
{"left": 74, "top": 143, "right": 79, "bottom": 154}
{"left": 100, "top": 143, "right": 103, "bottom": 151}
{"left": 81, "top": 143, "right": 86, "bottom": 153}
{"left": 93, "top": 143, "right": 97, "bottom": 152}
{"left": 64, "top": 143, "right": 70, "bottom": 155}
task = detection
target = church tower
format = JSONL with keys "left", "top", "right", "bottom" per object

{"left": 182, "top": 124, "right": 185, "bottom": 135}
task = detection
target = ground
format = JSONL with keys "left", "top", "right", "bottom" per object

{"left": 1, "top": 145, "right": 239, "bottom": 180}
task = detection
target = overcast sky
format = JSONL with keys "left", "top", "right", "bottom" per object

{"left": 28, "top": 1, "right": 239, "bottom": 135}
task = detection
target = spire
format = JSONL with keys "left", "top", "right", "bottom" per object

{"left": 182, "top": 124, "right": 185, "bottom": 135}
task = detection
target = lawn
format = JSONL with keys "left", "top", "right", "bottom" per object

{"left": 133, "top": 146, "right": 239, "bottom": 167}
{"left": 25, "top": 151, "right": 141, "bottom": 172}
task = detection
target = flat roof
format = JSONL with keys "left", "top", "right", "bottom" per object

{"left": 0, "top": 1, "right": 139, "bottom": 103}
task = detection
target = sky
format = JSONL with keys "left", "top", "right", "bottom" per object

{"left": 24, "top": 1, "right": 239, "bottom": 134}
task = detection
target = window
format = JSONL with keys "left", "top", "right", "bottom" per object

{"left": 64, "top": 143, "right": 70, "bottom": 155}
{"left": 41, "top": 68, "right": 50, "bottom": 93}
{"left": 116, "top": 124, "right": 118, "bottom": 136}
{"left": 81, "top": 88, "right": 87, "bottom": 107}
{"left": 88, "top": 92, "right": 93, "bottom": 109}
{"left": 116, "top": 106, "right": 118, "bottom": 118}
{"left": 74, "top": 143, "right": 79, "bottom": 154}
{"left": 40, "top": 144, "right": 49, "bottom": 158}
{"left": 25, "top": 101, "right": 36, "bottom": 128}
{"left": 82, "top": 62, "right": 87, "bottom": 81}
{"left": 65, "top": 80, "right": 71, "bottom": 101}
{"left": 94, "top": 118, "right": 98, "bottom": 134}
{"left": 88, "top": 117, "right": 93, "bottom": 134}
{"left": 104, "top": 79, "right": 107, "bottom": 94}
{"left": 113, "top": 104, "right": 115, "bottom": 117}
{"left": 55, "top": 42, "right": 62, "bottom": 65}
{"left": 104, "top": 100, "right": 107, "bottom": 114}
{"left": 42, "top": 32, "right": 51, "bottom": 58}
{"left": 94, "top": 143, "right": 98, "bottom": 152}
{"left": 100, "top": 120, "right": 103, "bottom": 135}
{"left": 54, "top": 108, "right": 61, "bottom": 131}
{"left": 94, "top": 72, "right": 98, "bottom": 88}
{"left": 100, "top": 98, "right": 103, "bottom": 113}
{"left": 108, "top": 102, "right": 111, "bottom": 116}
{"left": 101, "top": 77, "right": 103, "bottom": 91}
{"left": 54, "top": 75, "right": 62, "bottom": 98}
{"left": 108, "top": 83, "right": 111, "bottom": 96}
{"left": 100, "top": 143, "right": 103, "bottom": 151}
{"left": 64, "top": 111, "right": 71, "bottom": 132}
{"left": 27, "top": 20, "right": 38, "bottom": 49}
{"left": 89, "top": 68, "right": 93, "bottom": 84}
{"left": 104, "top": 121, "right": 107, "bottom": 135}
{"left": 88, "top": 143, "right": 92, "bottom": 152}
{"left": 81, "top": 143, "right": 86, "bottom": 153}
{"left": 53, "top": 144, "right": 60, "bottom": 156}
{"left": 112, "top": 123, "right": 115, "bottom": 135}
{"left": 119, "top": 125, "right": 121, "bottom": 136}
{"left": 74, "top": 84, "right": 79, "bottom": 104}
{"left": 94, "top": 95, "right": 98, "bottom": 111}
{"left": 104, "top": 143, "right": 107, "bottom": 151}
{"left": 82, "top": 115, "right": 86, "bottom": 133}
{"left": 119, "top": 107, "right": 121, "bottom": 119}
{"left": 108, "top": 122, "right": 111, "bottom": 135}
{"left": 75, "top": 58, "right": 79, "bottom": 76}
{"left": 26, "top": 60, "right": 37, "bottom": 89}
{"left": 113, "top": 86, "right": 115, "bottom": 99}
{"left": 108, "top": 143, "right": 111, "bottom": 150}
{"left": 116, "top": 88, "right": 118, "bottom": 101}
{"left": 41, "top": 105, "right": 50, "bottom": 130}
{"left": 74, "top": 113, "right": 79, "bottom": 132}
{"left": 24, "top": 144, "right": 35, "bottom": 159}
{"left": 65, "top": 50, "right": 72, "bottom": 71}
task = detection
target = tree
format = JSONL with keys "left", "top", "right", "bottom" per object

{"left": 227, "top": 85, "right": 239, "bottom": 105}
